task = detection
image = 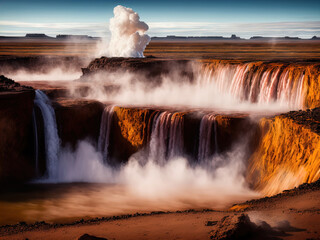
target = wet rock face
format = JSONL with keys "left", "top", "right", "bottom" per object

{"left": 106, "top": 106, "right": 255, "bottom": 164}
{"left": 0, "top": 76, "right": 35, "bottom": 184}
{"left": 108, "top": 107, "right": 154, "bottom": 164}
{"left": 53, "top": 99, "right": 105, "bottom": 149}
{"left": 199, "top": 60, "right": 320, "bottom": 109}
{"left": 81, "top": 57, "right": 194, "bottom": 84}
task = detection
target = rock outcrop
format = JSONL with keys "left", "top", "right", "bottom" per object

{"left": 78, "top": 234, "right": 108, "bottom": 240}
{"left": 247, "top": 108, "right": 320, "bottom": 195}
{"left": 209, "top": 214, "right": 294, "bottom": 240}
{"left": 81, "top": 57, "right": 194, "bottom": 84}
{"left": 54, "top": 98, "right": 105, "bottom": 148}
{"left": 0, "top": 76, "right": 35, "bottom": 183}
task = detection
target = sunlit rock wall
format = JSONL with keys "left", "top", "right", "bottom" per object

{"left": 303, "top": 65, "right": 320, "bottom": 109}
{"left": 247, "top": 108, "right": 320, "bottom": 196}
{"left": 106, "top": 106, "right": 254, "bottom": 164}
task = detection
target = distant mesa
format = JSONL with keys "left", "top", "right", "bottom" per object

{"left": 56, "top": 34, "right": 99, "bottom": 40}
{"left": 151, "top": 34, "right": 317, "bottom": 41}
{"left": 0, "top": 33, "right": 100, "bottom": 41}
{"left": 0, "top": 33, "right": 318, "bottom": 42}
{"left": 25, "top": 33, "right": 53, "bottom": 39}
{"left": 230, "top": 34, "right": 240, "bottom": 39}
{"left": 250, "top": 36, "right": 308, "bottom": 41}
{"left": 250, "top": 36, "right": 268, "bottom": 39}
{"left": 151, "top": 34, "right": 240, "bottom": 41}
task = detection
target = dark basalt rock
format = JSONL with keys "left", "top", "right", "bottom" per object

{"left": 53, "top": 98, "right": 105, "bottom": 149}
{"left": 283, "top": 107, "right": 320, "bottom": 134}
{"left": 0, "top": 75, "right": 33, "bottom": 92}
{"left": 81, "top": 57, "right": 194, "bottom": 85}
{"left": 209, "top": 214, "right": 302, "bottom": 240}
{"left": 78, "top": 234, "right": 108, "bottom": 240}
{"left": 0, "top": 76, "right": 35, "bottom": 184}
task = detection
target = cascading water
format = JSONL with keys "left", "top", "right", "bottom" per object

{"left": 98, "top": 105, "right": 115, "bottom": 162}
{"left": 149, "top": 111, "right": 172, "bottom": 164}
{"left": 198, "top": 62, "right": 306, "bottom": 109}
{"left": 149, "top": 111, "right": 184, "bottom": 164}
{"left": 34, "top": 90, "right": 60, "bottom": 179}
{"left": 32, "top": 109, "right": 39, "bottom": 176}
{"left": 168, "top": 113, "right": 184, "bottom": 158}
{"left": 198, "top": 114, "right": 218, "bottom": 163}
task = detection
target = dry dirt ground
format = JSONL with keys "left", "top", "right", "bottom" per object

{"left": 1, "top": 40, "right": 320, "bottom": 60}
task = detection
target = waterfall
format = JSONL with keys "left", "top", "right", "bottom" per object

{"left": 168, "top": 113, "right": 184, "bottom": 158}
{"left": 32, "top": 109, "right": 39, "bottom": 176}
{"left": 149, "top": 111, "right": 172, "bottom": 164}
{"left": 198, "top": 114, "right": 218, "bottom": 163}
{"left": 213, "top": 115, "right": 219, "bottom": 154}
{"left": 34, "top": 90, "right": 60, "bottom": 179}
{"left": 199, "top": 62, "right": 306, "bottom": 109}
{"left": 98, "top": 105, "right": 115, "bottom": 162}
{"left": 149, "top": 111, "right": 184, "bottom": 164}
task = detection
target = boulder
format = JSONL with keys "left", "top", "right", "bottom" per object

{"left": 78, "top": 234, "right": 108, "bottom": 240}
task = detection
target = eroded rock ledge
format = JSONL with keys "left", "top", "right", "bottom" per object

{"left": 81, "top": 57, "right": 194, "bottom": 83}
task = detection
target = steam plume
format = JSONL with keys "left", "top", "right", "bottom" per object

{"left": 108, "top": 5, "right": 151, "bottom": 58}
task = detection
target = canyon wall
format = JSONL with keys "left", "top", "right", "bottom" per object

{"left": 0, "top": 76, "right": 105, "bottom": 183}
{"left": 81, "top": 57, "right": 320, "bottom": 109}
{"left": 54, "top": 99, "right": 104, "bottom": 149}
{"left": 104, "top": 106, "right": 254, "bottom": 164}
{"left": 247, "top": 108, "right": 320, "bottom": 196}
{"left": 303, "top": 65, "right": 320, "bottom": 108}
{"left": 1, "top": 57, "right": 320, "bottom": 197}
{"left": 0, "top": 76, "right": 35, "bottom": 183}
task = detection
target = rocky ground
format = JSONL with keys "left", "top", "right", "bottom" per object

{"left": 283, "top": 108, "right": 320, "bottom": 134}
{"left": 0, "top": 75, "right": 33, "bottom": 92}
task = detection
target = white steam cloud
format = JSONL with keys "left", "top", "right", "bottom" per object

{"left": 108, "top": 5, "right": 151, "bottom": 58}
{"left": 73, "top": 69, "right": 292, "bottom": 113}
{"left": 6, "top": 68, "right": 82, "bottom": 81}
{"left": 20, "top": 139, "right": 257, "bottom": 223}
{"left": 37, "top": 140, "right": 257, "bottom": 214}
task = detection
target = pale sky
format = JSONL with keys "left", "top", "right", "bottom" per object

{"left": 0, "top": 0, "right": 319, "bottom": 38}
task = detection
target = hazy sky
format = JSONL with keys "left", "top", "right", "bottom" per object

{"left": 0, "top": 0, "right": 319, "bottom": 38}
